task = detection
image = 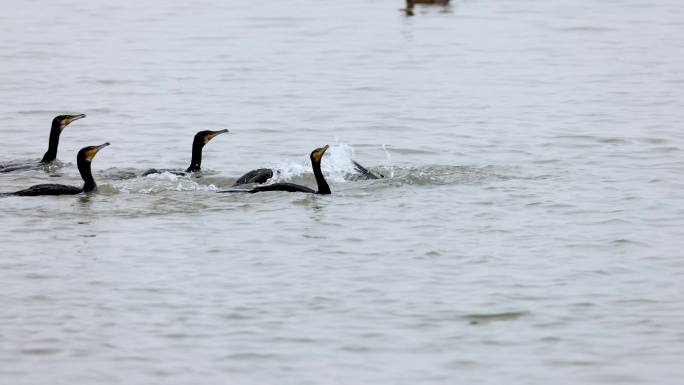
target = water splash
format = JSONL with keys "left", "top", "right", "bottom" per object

{"left": 270, "top": 143, "right": 368, "bottom": 184}
{"left": 382, "top": 143, "right": 394, "bottom": 178}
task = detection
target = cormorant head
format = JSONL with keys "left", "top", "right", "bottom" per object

{"left": 186, "top": 130, "right": 227, "bottom": 172}
{"left": 53, "top": 114, "right": 86, "bottom": 132}
{"left": 310, "top": 145, "right": 329, "bottom": 164}
{"left": 78, "top": 142, "right": 110, "bottom": 163}
{"left": 193, "top": 129, "right": 229, "bottom": 147}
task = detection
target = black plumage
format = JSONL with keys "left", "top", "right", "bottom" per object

{"left": 0, "top": 114, "right": 86, "bottom": 173}
{"left": 10, "top": 143, "right": 109, "bottom": 196}
{"left": 221, "top": 145, "right": 331, "bottom": 195}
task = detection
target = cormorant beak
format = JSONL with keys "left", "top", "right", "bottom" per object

{"left": 60, "top": 113, "right": 86, "bottom": 130}
{"left": 204, "top": 129, "right": 229, "bottom": 143}
{"left": 65, "top": 114, "right": 86, "bottom": 125}
{"left": 83, "top": 142, "right": 110, "bottom": 162}
{"left": 210, "top": 129, "right": 229, "bottom": 139}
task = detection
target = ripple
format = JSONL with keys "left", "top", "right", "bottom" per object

{"left": 19, "top": 347, "right": 61, "bottom": 356}
{"left": 463, "top": 311, "right": 529, "bottom": 324}
{"left": 222, "top": 353, "right": 281, "bottom": 361}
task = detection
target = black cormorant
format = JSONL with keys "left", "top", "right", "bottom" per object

{"left": 232, "top": 167, "right": 275, "bottom": 185}
{"left": 139, "top": 129, "right": 228, "bottom": 177}
{"left": 232, "top": 154, "right": 382, "bottom": 186}
{"left": 221, "top": 145, "right": 331, "bottom": 194}
{"left": 8, "top": 143, "right": 109, "bottom": 196}
{"left": 0, "top": 114, "right": 86, "bottom": 173}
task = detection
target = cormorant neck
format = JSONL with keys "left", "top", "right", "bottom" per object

{"left": 312, "top": 160, "right": 331, "bottom": 195}
{"left": 77, "top": 157, "right": 96, "bottom": 192}
{"left": 187, "top": 140, "right": 204, "bottom": 172}
{"left": 40, "top": 121, "right": 62, "bottom": 163}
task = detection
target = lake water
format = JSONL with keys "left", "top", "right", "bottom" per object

{"left": 1, "top": 0, "right": 683, "bottom": 384}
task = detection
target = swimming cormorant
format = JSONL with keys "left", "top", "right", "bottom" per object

{"left": 8, "top": 143, "right": 109, "bottom": 196}
{"left": 232, "top": 167, "right": 275, "bottom": 185}
{"left": 0, "top": 114, "right": 86, "bottom": 173}
{"left": 221, "top": 145, "right": 331, "bottom": 194}
{"left": 139, "top": 129, "right": 228, "bottom": 177}
{"left": 232, "top": 154, "right": 382, "bottom": 186}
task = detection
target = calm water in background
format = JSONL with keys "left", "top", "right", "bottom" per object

{"left": 1, "top": 0, "right": 683, "bottom": 383}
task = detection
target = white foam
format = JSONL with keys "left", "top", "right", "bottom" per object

{"left": 115, "top": 171, "right": 218, "bottom": 194}
{"left": 146, "top": 171, "right": 180, "bottom": 181}
{"left": 269, "top": 143, "right": 361, "bottom": 184}
{"left": 382, "top": 144, "right": 395, "bottom": 178}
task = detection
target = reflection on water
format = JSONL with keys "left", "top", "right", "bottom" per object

{"left": 76, "top": 195, "right": 93, "bottom": 207}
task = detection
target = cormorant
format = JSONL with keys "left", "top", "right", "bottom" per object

{"left": 139, "top": 129, "right": 228, "bottom": 177}
{"left": 232, "top": 167, "right": 275, "bottom": 186}
{"left": 232, "top": 154, "right": 382, "bottom": 186}
{"left": 220, "top": 145, "right": 331, "bottom": 194}
{"left": 8, "top": 143, "right": 109, "bottom": 196}
{"left": 0, "top": 114, "right": 86, "bottom": 173}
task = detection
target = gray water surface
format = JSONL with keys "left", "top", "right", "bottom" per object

{"left": 1, "top": 0, "right": 684, "bottom": 384}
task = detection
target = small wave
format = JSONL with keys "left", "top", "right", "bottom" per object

{"left": 464, "top": 311, "right": 529, "bottom": 324}
{"left": 15, "top": 110, "right": 64, "bottom": 115}
{"left": 95, "top": 79, "right": 142, "bottom": 85}
{"left": 610, "top": 239, "right": 647, "bottom": 247}
{"left": 380, "top": 165, "right": 502, "bottom": 187}
{"left": 20, "top": 347, "right": 62, "bottom": 356}
{"left": 556, "top": 26, "right": 615, "bottom": 33}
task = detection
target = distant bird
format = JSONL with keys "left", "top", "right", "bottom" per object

{"left": 407, "top": 0, "right": 450, "bottom": 5}
{"left": 0, "top": 114, "right": 86, "bottom": 173}
{"left": 404, "top": 0, "right": 451, "bottom": 15}
{"left": 6, "top": 143, "right": 109, "bottom": 196}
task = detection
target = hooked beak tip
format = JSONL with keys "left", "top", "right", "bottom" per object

{"left": 207, "top": 129, "right": 228, "bottom": 140}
